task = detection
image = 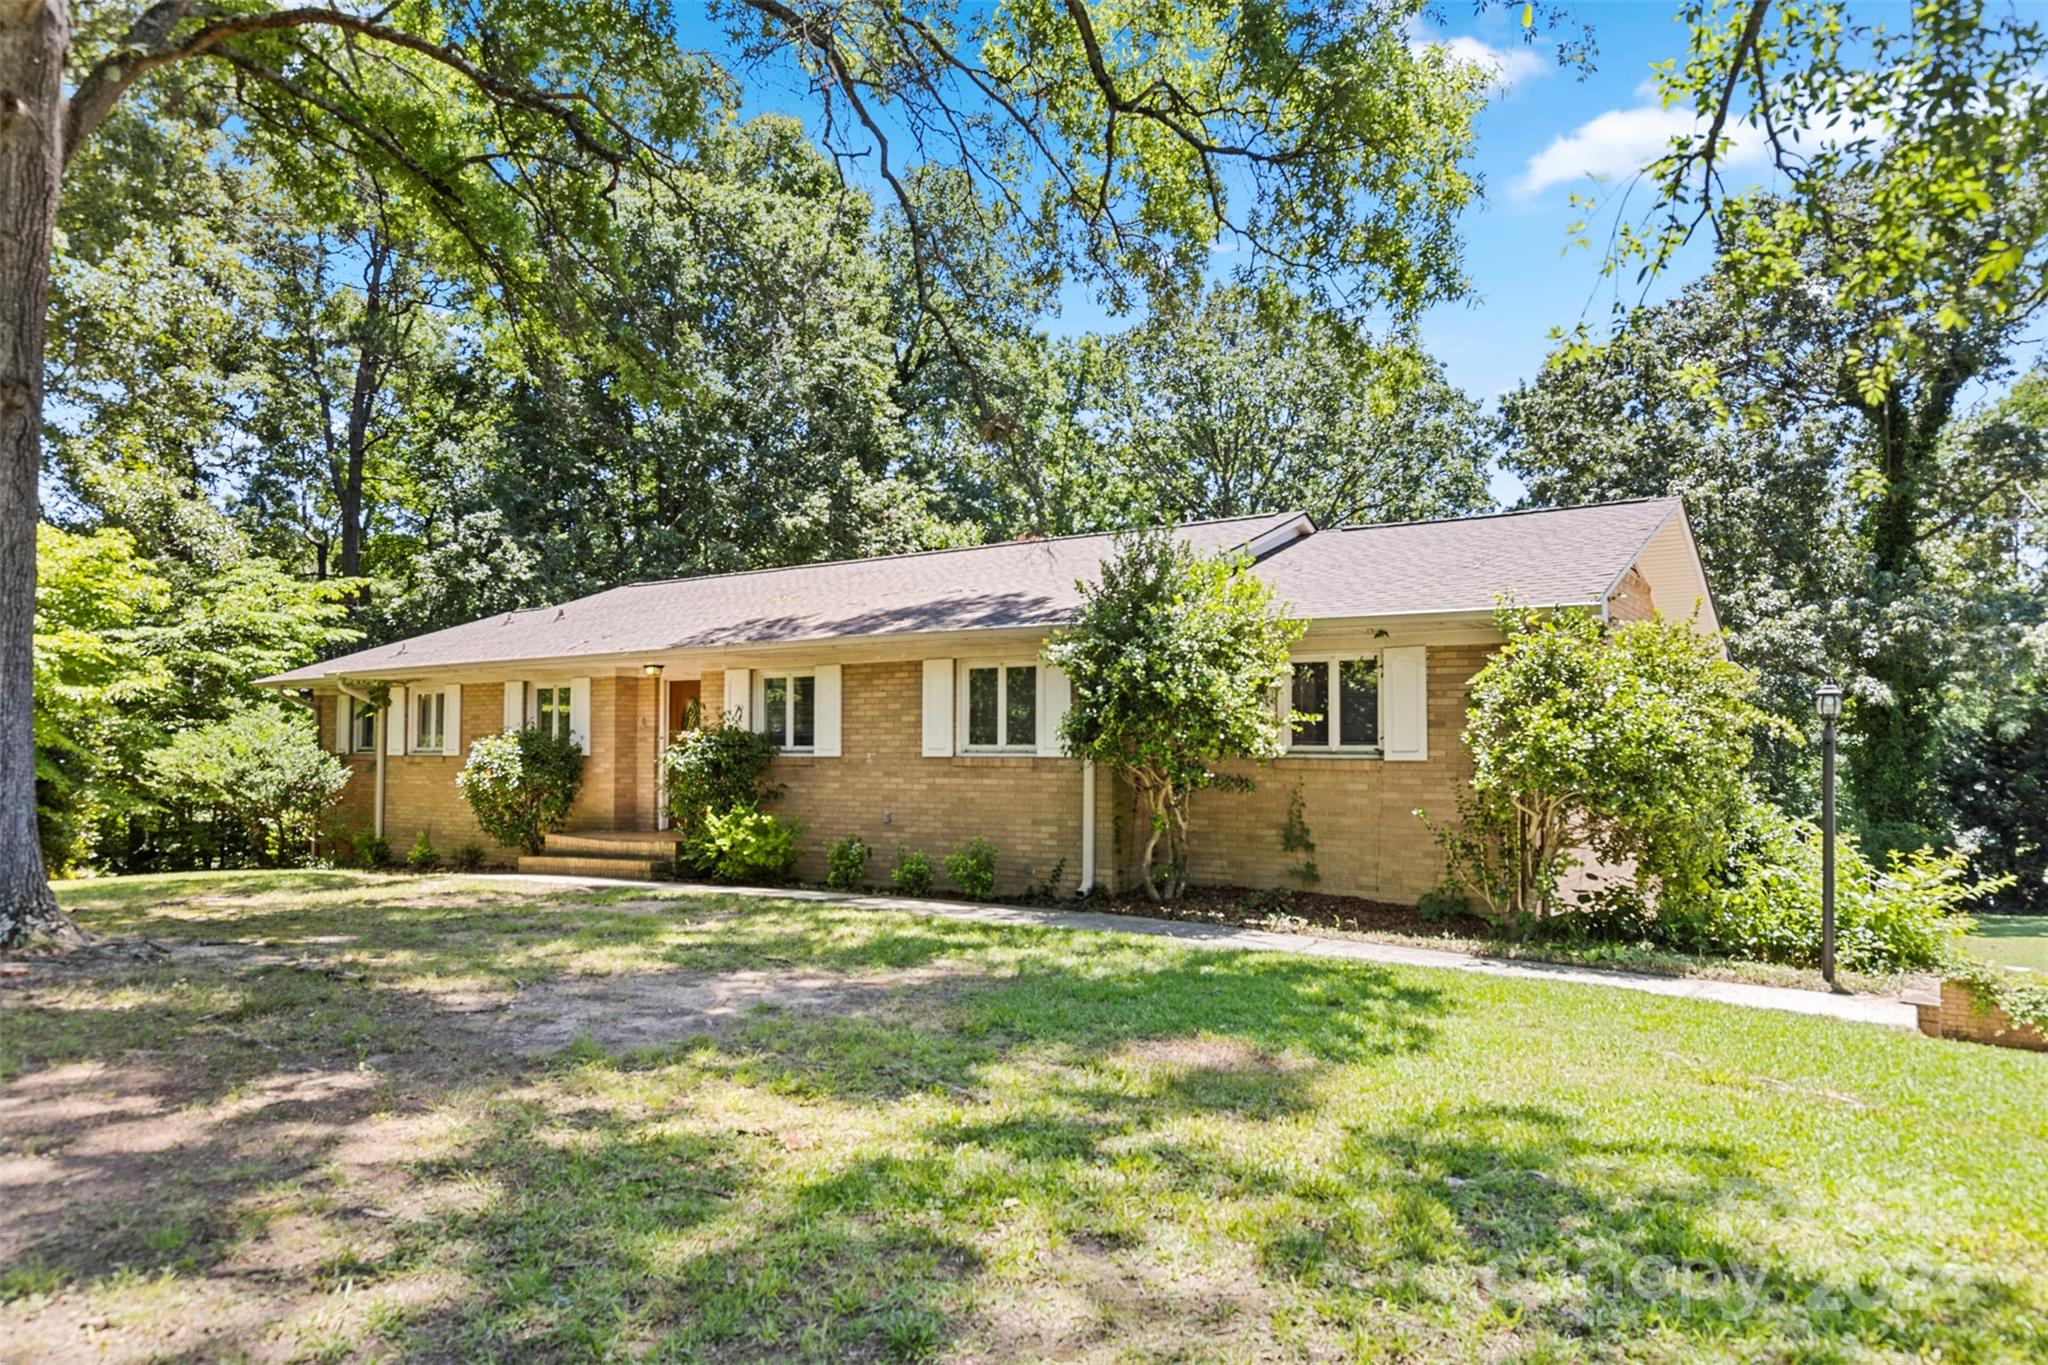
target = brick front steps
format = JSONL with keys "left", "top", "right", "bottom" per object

{"left": 517, "top": 829, "right": 676, "bottom": 880}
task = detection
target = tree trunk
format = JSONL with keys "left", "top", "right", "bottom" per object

{"left": 0, "top": 0, "right": 76, "bottom": 947}
{"left": 1847, "top": 364, "right": 1963, "bottom": 858}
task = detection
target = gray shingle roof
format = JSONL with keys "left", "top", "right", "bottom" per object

{"left": 261, "top": 499, "right": 1690, "bottom": 684}
{"left": 1256, "top": 497, "right": 1684, "bottom": 619}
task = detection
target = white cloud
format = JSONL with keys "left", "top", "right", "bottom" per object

{"left": 1515, "top": 103, "right": 1771, "bottom": 198}
{"left": 1405, "top": 18, "right": 1548, "bottom": 94}
{"left": 1429, "top": 34, "right": 1549, "bottom": 92}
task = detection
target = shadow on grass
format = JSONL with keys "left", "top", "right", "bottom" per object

{"left": 15, "top": 874, "right": 2044, "bottom": 1360}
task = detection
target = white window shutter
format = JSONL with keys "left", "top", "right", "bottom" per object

{"left": 813, "top": 664, "right": 843, "bottom": 757}
{"left": 568, "top": 677, "right": 592, "bottom": 755}
{"left": 921, "top": 659, "right": 954, "bottom": 757}
{"left": 725, "top": 668, "right": 752, "bottom": 729}
{"left": 1382, "top": 646, "right": 1429, "bottom": 762}
{"left": 332, "top": 695, "right": 349, "bottom": 754}
{"left": 443, "top": 684, "right": 462, "bottom": 756}
{"left": 386, "top": 686, "right": 407, "bottom": 755}
{"left": 502, "top": 680, "right": 525, "bottom": 732}
{"left": 1038, "top": 664, "right": 1070, "bottom": 756}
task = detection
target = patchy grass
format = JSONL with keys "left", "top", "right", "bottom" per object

{"left": 1967, "top": 913, "right": 2048, "bottom": 973}
{"left": 1, "top": 870, "right": 2043, "bottom": 1362}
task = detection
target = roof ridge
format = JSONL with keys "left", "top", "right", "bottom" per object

{"left": 555, "top": 509, "right": 1307, "bottom": 601}
{"left": 1329, "top": 495, "right": 1678, "bottom": 535}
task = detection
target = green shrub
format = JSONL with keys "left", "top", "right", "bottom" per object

{"left": 143, "top": 702, "right": 351, "bottom": 867}
{"left": 455, "top": 728, "right": 585, "bottom": 854}
{"left": 449, "top": 840, "right": 488, "bottom": 873}
{"left": 353, "top": 831, "right": 391, "bottom": 869}
{"left": 1423, "top": 605, "right": 1788, "bottom": 925}
{"left": 686, "top": 805, "right": 801, "bottom": 882}
{"left": 404, "top": 829, "right": 439, "bottom": 871}
{"left": 662, "top": 715, "right": 782, "bottom": 841}
{"left": 1665, "top": 802, "right": 1999, "bottom": 971}
{"left": 945, "top": 836, "right": 999, "bottom": 900}
{"left": 892, "top": 847, "right": 935, "bottom": 896}
{"left": 826, "top": 833, "right": 870, "bottom": 890}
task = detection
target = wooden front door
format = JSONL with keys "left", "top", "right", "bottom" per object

{"left": 668, "top": 679, "right": 701, "bottom": 741}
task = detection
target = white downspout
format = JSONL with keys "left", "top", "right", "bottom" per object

{"left": 337, "top": 680, "right": 385, "bottom": 840}
{"left": 1078, "top": 759, "right": 1096, "bottom": 896}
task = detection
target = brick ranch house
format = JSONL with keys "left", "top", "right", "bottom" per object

{"left": 257, "top": 498, "right": 1717, "bottom": 900}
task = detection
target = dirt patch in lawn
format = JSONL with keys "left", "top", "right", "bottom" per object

{"left": 0, "top": 929, "right": 979, "bottom": 1362}
{"left": 452, "top": 963, "right": 971, "bottom": 1056}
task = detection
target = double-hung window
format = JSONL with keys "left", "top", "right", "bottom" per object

{"left": 758, "top": 672, "right": 817, "bottom": 751}
{"left": 350, "top": 700, "right": 379, "bottom": 754}
{"left": 534, "top": 684, "right": 573, "bottom": 743}
{"left": 960, "top": 662, "right": 1037, "bottom": 752}
{"left": 414, "top": 689, "right": 447, "bottom": 754}
{"left": 1288, "top": 655, "right": 1381, "bottom": 751}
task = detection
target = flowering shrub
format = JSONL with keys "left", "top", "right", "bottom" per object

{"left": 456, "top": 728, "right": 584, "bottom": 854}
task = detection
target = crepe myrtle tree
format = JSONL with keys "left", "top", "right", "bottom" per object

{"left": 3, "top": 0, "right": 1504, "bottom": 944}
{"left": 1047, "top": 529, "right": 1302, "bottom": 901}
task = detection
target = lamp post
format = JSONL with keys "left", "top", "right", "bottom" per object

{"left": 1815, "top": 680, "right": 1844, "bottom": 990}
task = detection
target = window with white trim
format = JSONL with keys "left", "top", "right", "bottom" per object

{"left": 757, "top": 672, "right": 817, "bottom": 751}
{"left": 959, "top": 662, "right": 1037, "bottom": 752}
{"left": 1289, "top": 655, "right": 1381, "bottom": 751}
{"left": 414, "top": 689, "right": 447, "bottom": 754}
{"left": 534, "top": 684, "right": 573, "bottom": 743}
{"left": 350, "top": 700, "right": 378, "bottom": 754}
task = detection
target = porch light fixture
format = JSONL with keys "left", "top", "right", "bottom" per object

{"left": 1815, "top": 680, "right": 1844, "bottom": 990}
{"left": 641, "top": 663, "right": 664, "bottom": 677}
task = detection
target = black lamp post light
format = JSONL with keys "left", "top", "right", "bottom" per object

{"left": 1815, "top": 680, "right": 1844, "bottom": 991}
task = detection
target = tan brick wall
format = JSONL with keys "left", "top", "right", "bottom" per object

{"left": 709, "top": 662, "right": 1087, "bottom": 895}
{"left": 320, "top": 676, "right": 668, "bottom": 860}
{"left": 1917, "top": 980, "right": 2048, "bottom": 1051}
{"left": 323, "top": 683, "right": 518, "bottom": 861}
{"left": 320, "top": 639, "right": 1495, "bottom": 903}
{"left": 1129, "top": 642, "right": 1492, "bottom": 904}
{"left": 1607, "top": 566, "right": 1656, "bottom": 623}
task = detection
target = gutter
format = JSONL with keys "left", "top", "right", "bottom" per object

{"left": 336, "top": 679, "right": 385, "bottom": 840}
{"left": 1078, "top": 759, "right": 1096, "bottom": 896}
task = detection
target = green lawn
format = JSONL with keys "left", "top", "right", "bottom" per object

{"left": 4, "top": 871, "right": 2044, "bottom": 1362}
{"left": 1967, "top": 913, "right": 2048, "bottom": 973}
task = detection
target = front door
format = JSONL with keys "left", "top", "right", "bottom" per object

{"left": 668, "top": 679, "right": 702, "bottom": 741}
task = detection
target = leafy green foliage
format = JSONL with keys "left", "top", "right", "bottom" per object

{"left": 449, "top": 840, "right": 488, "bottom": 873}
{"left": 1428, "top": 606, "right": 1786, "bottom": 924}
{"left": 33, "top": 525, "right": 356, "bottom": 872}
{"left": 661, "top": 715, "right": 782, "bottom": 842}
{"left": 348, "top": 831, "right": 393, "bottom": 870}
{"left": 405, "top": 830, "right": 440, "bottom": 872}
{"left": 892, "top": 847, "right": 936, "bottom": 896}
{"left": 825, "top": 834, "right": 871, "bottom": 891}
{"left": 1946, "top": 676, "right": 2048, "bottom": 912}
{"left": 142, "top": 704, "right": 351, "bottom": 869}
{"left": 944, "top": 837, "right": 999, "bottom": 901}
{"left": 1634, "top": 1, "right": 2048, "bottom": 396}
{"left": 1672, "top": 803, "right": 1992, "bottom": 972}
{"left": 1048, "top": 530, "right": 1303, "bottom": 900}
{"left": 1279, "top": 783, "right": 1318, "bottom": 889}
{"left": 685, "top": 806, "right": 801, "bottom": 883}
{"left": 455, "top": 729, "right": 585, "bottom": 855}
{"left": 1072, "top": 285, "right": 1491, "bottom": 527}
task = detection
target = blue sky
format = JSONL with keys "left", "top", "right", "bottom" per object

{"left": 1414, "top": 1, "right": 1726, "bottom": 402}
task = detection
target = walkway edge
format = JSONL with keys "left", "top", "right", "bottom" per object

{"left": 477, "top": 872, "right": 1921, "bottom": 1030}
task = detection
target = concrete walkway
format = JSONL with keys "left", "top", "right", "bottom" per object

{"left": 484, "top": 873, "right": 1922, "bottom": 1030}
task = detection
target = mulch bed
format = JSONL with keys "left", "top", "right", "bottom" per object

{"left": 1094, "top": 884, "right": 1497, "bottom": 941}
